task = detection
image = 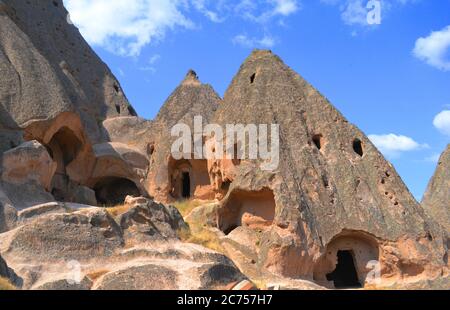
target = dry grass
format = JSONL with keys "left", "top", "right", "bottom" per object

{"left": 178, "top": 225, "right": 224, "bottom": 254}
{"left": 86, "top": 269, "right": 110, "bottom": 281}
{"left": 0, "top": 277, "right": 16, "bottom": 290}
{"left": 105, "top": 203, "right": 133, "bottom": 217}
{"left": 251, "top": 279, "right": 268, "bottom": 290}
{"left": 172, "top": 199, "right": 204, "bottom": 217}
{"left": 174, "top": 199, "right": 225, "bottom": 253}
{"left": 179, "top": 227, "right": 224, "bottom": 253}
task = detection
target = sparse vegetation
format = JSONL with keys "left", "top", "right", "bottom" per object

{"left": 251, "top": 279, "right": 268, "bottom": 290}
{"left": 0, "top": 277, "right": 16, "bottom": 290}
{"left": 105, "top": 203, "right": 133, "bottom": 217}
{"left": 174, "top": 199, "right": 225, "bottom": 254}
{"left": 172, "top": 199, "right": 204, "bottom": 217}
{"left": 178, "top": 225, "right": 225, "bottom": 254}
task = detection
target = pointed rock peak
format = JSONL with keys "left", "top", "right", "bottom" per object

{"left": 249, "top": 49, "right": 274, "bottom": 58}
{"left": 246, "top": 49, "right": 282, "bottom": 63}
{"left": 182, "top": 69, "right": 201, "bottom": 86}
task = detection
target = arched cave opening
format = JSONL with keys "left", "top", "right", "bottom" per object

{"left": 326, "top": 250, "right": 362, "bottom": 289}
{"left": 46, "top": 127, "right": 83, "bottom": 201}
{"left": 218, "top": 189, "right": 276, "bottom": 235}
{"left": 169, "top": 157, "right": 213, "bottom": 200}
{"left": 94, "top": 177, "right": 140, "bottom": 206}
{"left": 48, "top": 126, "right": 82, "bottom": 174}
{"left": 313, "top": 232, "right": 380, "bottom": 289}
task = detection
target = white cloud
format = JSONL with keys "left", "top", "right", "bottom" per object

{"left": 149, "top": 54, "right": 161, "bottom": 65}
{"left": 232, "top": 34, "right": 276, "bottom": 48}
{"left": 191, "top": 0, "right": 224, "bottom": 22}
{"left": 433, "top": 110, "right": 450, "bottom": 136}
{"left": 235, "top": 0, "right": 300, "bottom": 23}
{"left": 368, "top": 133, "right": 428, "bottom": 157}
{"left": 413, "top": 25, "right": 450, "bottom": 71}
{"left": 272, "top": 0, "right": 299, "bottom": 16}
{"left": 139, "top": 54, "right": 161, "bottom": 73}
{"left": 64, "top": 0, "right": 193, "bottom": 57}
{"left": 63, "top": 0, "right": 301, "bottom": 56}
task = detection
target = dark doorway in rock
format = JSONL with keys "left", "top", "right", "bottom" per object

{"left": 94, "top": 177, "right": 140, "bottom": 206}
{"left": 182, "top": 172, "right": 191, "bottom": 198}
{"left": 353, "top": 139, "right": 364, "bottom": 157}
{"left": 326, "top": 250, "right": 361, "bottom": 289}
{"left": 312, "top": 134, "right": 322, "bottom": 150}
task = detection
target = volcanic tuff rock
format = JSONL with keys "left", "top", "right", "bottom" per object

{"left": 0, "top": 197, "right": 246, "bottom": 290}
{"left": 0, "top": 0, "right": 149, "bottom": 206}
{"left": 0, "top": 0, "right": 448, "bottom": 290}
{"left": 0, "top": 0, "right": 135, "bottom": 145}
{"left": 422, "top": 145, "right": 450, "bottom": 231}
{"left": 0, "top": 253, "right": 20, "bottom": 287}
{"left": 148, "top": 70, "right": 221, "bottom": 203}
{"left": 208, "top": 50, "right": 448, "bottom": 288}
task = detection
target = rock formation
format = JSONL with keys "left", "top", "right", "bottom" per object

{"left": 207, "top": 50, "right": 448, "bottom": 289}
{"left": 0, "top": 197, "right": 246, "bottom": 290}
{"left": 0, "top": 0, "right": 150, "bottom": 207}
{"left": 0, "top": 0, "right": 448, "bottom": 290}
{"left": 147, "top": 70, "right": 220, "bottom": 203}
{"left": 422, "top": 145, "right": 450, "bottom": 231}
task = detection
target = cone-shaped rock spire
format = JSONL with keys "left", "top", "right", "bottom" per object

{"left": 212, "top": 49, "right": 447, "bottom": 286}
{"left": 422, "top": 145, "right": 450, "bottom": 231}
{"left": 149, "top": 70, "right": 221, "bottom": 203}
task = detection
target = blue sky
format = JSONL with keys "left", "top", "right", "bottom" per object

{"left": 63, "top": 0, "right": 450, "bottom": 200}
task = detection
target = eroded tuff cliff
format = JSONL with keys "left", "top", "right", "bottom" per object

{"left": 422, "top": 145, "right": 450, "bottom": 231}
{"left": 0, "top": 0, "right": 147, "bottom": 207}
{"left": 0, "top": 0, "right": 136, "bottom": 146}
{"left": 147, "top": 70, "right": 221, "bottom": 203}
{"left": 207, "top": 50, "right": 448, "bottom": 288}
{"left": 0, "top": 0, "right": 448, "bottom": 290}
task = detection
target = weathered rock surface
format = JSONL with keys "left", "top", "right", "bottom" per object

{"left": 422, "top": 145, "right": 450, "bottom": 231}
{"left": 93, "top": 243, "right": 246, "bottom": 290}
{"left": 33, "top": 276, "right": 93, "bottom": 291}
{"left": 0, "top": 0, "right": 136, "bottom": 145}
{"left": 0, "top": 184, "right": 17, "bottom": 233}
{"left": 0, "top": 197, "right": 246, "bottom": 290}
{"left": 0, "top": 0, "right": 148, "bottom": 208}
{"left": 118, "top": 199, "right": 188, "bottom": 242}
{"left": 0, "top": 208, "right": 124, "bottom": 261}
{"left": 102, "top": 116, "right": 154, "bottom": 156}
{"left": 1, "top": 140, "right": 56, "bottom": 190}
{"left": 148, "top": 70, "right": 221, "bottom": 203}
{"left": 0, "top": 253, "right": 21, "bottom": 287}
{"left": 0, "top": 0, "right": 447, "bottom": 290}
{"left": 0, "top": 181, "right": 56, "bottom": 211}
{"left": 208, "top": 50, "right": 448, "bottom": 288}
